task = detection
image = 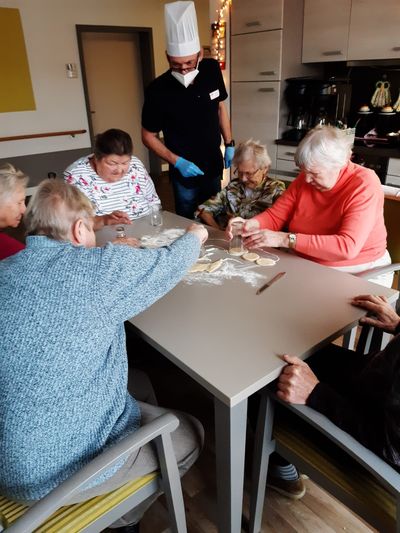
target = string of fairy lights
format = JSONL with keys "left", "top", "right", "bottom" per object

{"left": 211, "top": 0, "right": 231, "bottom": 69}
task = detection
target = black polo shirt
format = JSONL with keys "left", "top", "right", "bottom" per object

{"left": 142, "top": 58, "right": 228, "bottom": 177}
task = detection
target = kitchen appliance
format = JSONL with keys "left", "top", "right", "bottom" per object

{"left": 282, "top": 77, "right": 352, "bottom": 141}
{"left": 351, "top": 150, "right": 389, "bottom": 184}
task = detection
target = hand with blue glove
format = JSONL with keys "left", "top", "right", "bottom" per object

{"left": 174, "top": 157, "right": 204, "bottom": 178}
{"left": 224, "top": 146, "right": 235, "bottom": 169}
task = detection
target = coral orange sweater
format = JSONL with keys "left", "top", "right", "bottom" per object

{"left": 253, "top": 162, "right": 387, "bottom": 267}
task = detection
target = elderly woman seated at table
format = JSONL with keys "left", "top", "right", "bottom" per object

{"left": 64, "top": 128, "right": 161, "bottom": 230}
{"left": 0, "top": 163, "right": 28, "bottom": 260}
{"left": 229, "top": 126, "right": 392, "bottom": 286}
{"left": 0, "top": 179, "right": 207, "bottom": 531}
{"left": 197, "top": 139, "right": 285, "bottom": 230}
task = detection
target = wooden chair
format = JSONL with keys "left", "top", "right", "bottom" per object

{"left": 0, "top": 413, "right": 187, "bottom": 533}
{"left": 248, "top": 353, "right": 400, "bottom": 533}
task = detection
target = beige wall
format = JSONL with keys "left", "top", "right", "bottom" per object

{"left": 0, "top": 0, "right": 210, "bottom": 158}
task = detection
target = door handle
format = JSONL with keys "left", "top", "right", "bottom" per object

{"left": 259, "top": 71, "right": 276, "bottom": 76}
{"left": 258, "top": 88, "right": 275, "bottom": 92}
{"left": 245, "top": 21, "right": 261, "bottom": 27}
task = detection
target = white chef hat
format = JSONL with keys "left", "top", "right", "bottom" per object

{"left": 165, "top": 1, "right": 200, "bottom": 57}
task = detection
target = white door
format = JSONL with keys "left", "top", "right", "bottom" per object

{"left": 81, "top": 32, "right": 149, "bottom": 168}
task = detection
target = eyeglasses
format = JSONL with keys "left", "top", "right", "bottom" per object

{"left": 168, "top": 53, "right": 199, "bottom": 72}
{"left": 234, "top": 168, "right": 261, "bottom": 179}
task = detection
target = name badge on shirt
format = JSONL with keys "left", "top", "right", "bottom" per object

{"left": 209, "top": 89, "right": 220, "bottom": 100}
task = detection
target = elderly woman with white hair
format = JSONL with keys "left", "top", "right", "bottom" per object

{"left": 197, "top": 139, "right": 285, "bottom": 230}
{"left": 229, "top": 126, "right": 392, "bottom": 286}
{"left": 0, "top": 163, "right": 28, "bottom": 260}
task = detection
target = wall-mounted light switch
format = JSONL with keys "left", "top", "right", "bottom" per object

{"left": 66, "top": 63, "right": 78, "bottom": 78}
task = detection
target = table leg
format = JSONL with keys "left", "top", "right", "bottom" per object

{"left": 214, "top": 397, "right": 248, "bottom": 533}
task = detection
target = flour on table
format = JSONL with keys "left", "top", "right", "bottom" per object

{"left": 185, "top": 258, "right": 265, "bottom": 287}
{"left": 140, "top": 228, "right": 185, "bottom": 248}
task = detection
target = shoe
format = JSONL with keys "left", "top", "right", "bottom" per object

{"left": 266, "top": 474, "right": 306, "bottom": 500}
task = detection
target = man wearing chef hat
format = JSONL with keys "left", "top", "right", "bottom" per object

{"left": 141, "top": 1, "right": 234, "bottom": 219}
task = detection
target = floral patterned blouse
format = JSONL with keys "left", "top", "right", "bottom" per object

{"left": 64, "top": 155, "right": 160, "bottom": 220}
{"left": 197, "top": 176, "right": 285, "bottom": 229}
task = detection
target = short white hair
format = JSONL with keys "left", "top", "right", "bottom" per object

{"left": 295, "top": 126, "right": 353, "bottom": 170}
{"left": 0, "top": 163, "right": 28, "bottom": 203}
{"left": 24, "top": 179, "right": 94, "bottom": 241}
{"left": 233, "top": 139, "right": 271, "bottom": 170}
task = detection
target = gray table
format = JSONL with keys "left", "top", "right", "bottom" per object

{"left": 97, "top": 211, "right": 398, "bottom": 533}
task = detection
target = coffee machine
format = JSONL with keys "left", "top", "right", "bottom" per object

{"left": 282, "top": 78, "right": 352, "bottom": 142}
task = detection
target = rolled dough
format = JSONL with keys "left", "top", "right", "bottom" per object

{"left": 256, "top": 258, "right": 276, "bottom": 266}
{"left": 242, "top": 252, "right": 260, "bottom": 262}
{"left": 188, "top": 262, "right": 210, "bottom": 273}
{"left": 208, "top": 258, "right": 224, "bottom": 273}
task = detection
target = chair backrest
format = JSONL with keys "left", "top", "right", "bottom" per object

{"left": 1, "top": 413, "right": 187, "bottom": 533}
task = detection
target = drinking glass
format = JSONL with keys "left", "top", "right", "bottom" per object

{"left": 229, "top": 220, "right": 245, "bottom": 255}
{"left": 115, "top": 226, "right": 126, "bottom": 239}
{"left": 150, "top": 204, "right": 163, "bottom": 226}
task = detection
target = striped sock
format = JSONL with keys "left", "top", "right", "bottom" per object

{"left": 269, "top": 463, "right": 299, "bottom": 481}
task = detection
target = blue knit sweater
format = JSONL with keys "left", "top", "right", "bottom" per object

{"left": 0, "top": 233, "right": 199, "bottom": 501}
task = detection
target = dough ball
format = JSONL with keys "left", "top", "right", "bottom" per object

{"left": 208, "top": 258, "right": 224, "bottom": 273}
{"left": 256, "top": 258, "right": 276, "bottom": 266}
{"left": 242, "top": 252, "right": 260, "bottom": 262}
{"left": 188, "top": 262, "right": 210, "bottom": 273}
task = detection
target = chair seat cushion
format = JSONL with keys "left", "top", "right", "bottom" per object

{"left": 0, "top": 472, "right": 157, "bottom": 532}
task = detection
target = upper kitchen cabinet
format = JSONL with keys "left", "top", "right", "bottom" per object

{"left": 348, "top": 0, "right": 400, "bottom": 60}
{"left": 231, "top": 0, "right": 283, "bottom": 35}
{"left": 302, "top": 0, "right": 351, "bottom": 63}
{"left": 231, "top": 31, "right": 282, "bottom": 81}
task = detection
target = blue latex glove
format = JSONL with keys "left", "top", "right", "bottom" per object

{"left": 224, "top": 146, "right": 235, "bottom": 169}
{"left": 174, "top": 157, "right": 204, "bottom": 178}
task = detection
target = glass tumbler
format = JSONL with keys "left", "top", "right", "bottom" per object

{"left": 115, "top": 226, "right": 126, "bottom": 239}
{"left": 150, "top": 204, "right": 163, "bottom": 226}
{"left": 229, "top": 220, "right": 245, "bottom": 255}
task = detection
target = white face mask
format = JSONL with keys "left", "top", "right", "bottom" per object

{"left": 170, "top": 59, "right": 200, "bottom": 88}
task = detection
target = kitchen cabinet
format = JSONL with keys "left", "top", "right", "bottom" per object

{"left": 231, "top": 0, "right": 315, "bottom": 167}
{"left": 302, "top": 0, "right": 351, "bottom": 63}
{"left": 275, "top": 144, "right": 299, "bottom": 181}
{"left": 386, "top": 157, "right": 400, "bottom": 187}
{"left": 231, "top": 82, "right": 280, "bottom": 162}
{"left": 231, "top": 31, "right": 282, "bottom": 82}
{"left": 303, "top": 0, "right": 400, "bottom": 63}
{"left": 348, "top": 0, "right": 400, "bottom": 61}
{"left": 231, "top": 0, "right": 283, "bottom": 35}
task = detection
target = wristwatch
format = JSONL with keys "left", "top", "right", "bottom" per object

{"left": 224, "top": 140, "right": 235, "bottom": 147}
{"left": 288, "top": 233, "right": 297, "bottom": 249}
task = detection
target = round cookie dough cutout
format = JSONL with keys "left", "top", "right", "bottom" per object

{"left": 256, "top": 257, "right": 276, "bottom": 266}
{"left": 188, "top": 262, "right": 210, "bottom": 273}
{"left": 229, "top": 247, "right": 245, "bottom": 256}
{"left": 208, "top": 258, "right": 224, "bottom": 273}
{"left": 242, "top": 252, "right": 260, "bottom": 262}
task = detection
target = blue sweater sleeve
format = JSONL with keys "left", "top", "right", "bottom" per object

{"left": 96, "top": 232, "right": 200, "bottom": 322}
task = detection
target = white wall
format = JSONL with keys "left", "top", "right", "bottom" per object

{"left": 0, "top": 0, "right": 210, "bottom": 158}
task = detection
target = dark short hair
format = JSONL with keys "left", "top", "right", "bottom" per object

{"left": 93, "top": 129, "right": 133, "bottom": 159}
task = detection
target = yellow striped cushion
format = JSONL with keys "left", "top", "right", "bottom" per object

{"left": 0, "top": 472, "right": 158, "bottom": 532}
{"left": 274, "top": 421, "right": 396, "bottom": 530}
